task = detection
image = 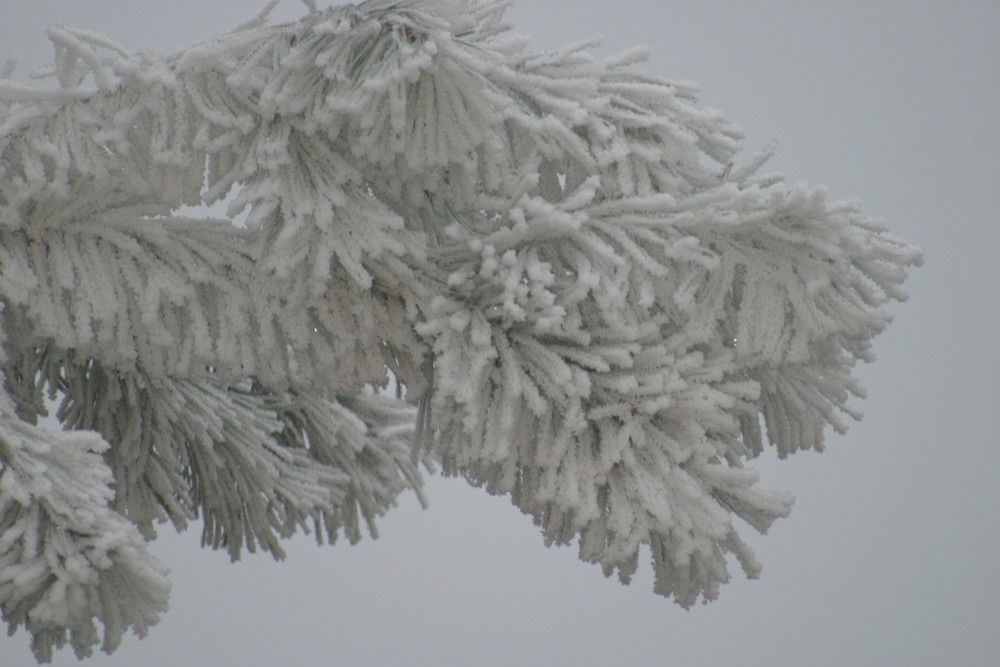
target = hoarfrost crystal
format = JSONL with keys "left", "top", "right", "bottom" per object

{"left": 0, "top": 0, "right": 920, "bottom": 661}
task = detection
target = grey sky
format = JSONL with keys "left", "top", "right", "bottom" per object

{"left": 2, "top": 1, "right": 998, "bottom": 665}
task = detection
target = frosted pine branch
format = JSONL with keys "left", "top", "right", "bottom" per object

{"left": 0, "top": 380, "right": 170, "bottom": 662}
{"left": 0, "top": 0, "right": 920, "bottom": 660}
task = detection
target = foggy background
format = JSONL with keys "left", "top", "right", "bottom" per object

{"left": 2, "top": 1, "right": 998, "bottom": 665}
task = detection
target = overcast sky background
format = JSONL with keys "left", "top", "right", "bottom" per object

{"left": 2, "top": 1, "right": 998, "bottom": 665}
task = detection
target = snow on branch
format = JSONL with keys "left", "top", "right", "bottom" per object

{"left": 0, "top": 0, "right": 920, "bottom": 659}
{"left": 0, "top": 378, "right": 169, "bottom": 662}
{"left": 2, "top": 346, "right": 426, "bottom": 563}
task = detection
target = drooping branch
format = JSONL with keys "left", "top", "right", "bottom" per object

{"left": 0, "top": 2, "right": 920, "bottom": 660}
